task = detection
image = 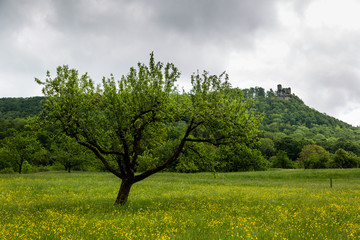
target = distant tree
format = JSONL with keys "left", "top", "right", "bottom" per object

{"left": 297, "top": 145, "right": 330, "bottom": 169}
{"left": 255, "top": 87, "right": 265, "bottom": 98}
{"left": 216, "top": 144, "right": 269, "bottom": 172}
{"left": 266, "top": 89, "right": 276, "bottom": 98}
{"left": 257, "top": 138, "right": 276, "bottom": 159}
{"left": 271, "top": 150, "right": 294, "bottom": 169}
{"left": 2, "top": 131, "right": 43, "bottom": 173}
{"left": 51, "top": 134, "right": 93, "bottom": 172}
{"left": 331, "top": 138, "right": 360, "bottom": 155}
{"left": 330, "top": 149, "right": 360, "bottom": 168}
{"left": 274, "top": 137, "right": 303, "bottom": 161}
{"left": 36, "top": 53, "right": 263, "bottom": 205}
{"left": 0, "top": 147, "right": 12, "bottom": 171}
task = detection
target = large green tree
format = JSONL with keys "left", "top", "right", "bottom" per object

{"left": 36, "top": 53, "right": 262, "bottom": 205}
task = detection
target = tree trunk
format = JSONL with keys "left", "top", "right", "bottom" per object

{"left": 18, "top": 161, "right": 23, "bottom": 174}
{"left": 115, "top": 179, "right": 133, "bottom": 205}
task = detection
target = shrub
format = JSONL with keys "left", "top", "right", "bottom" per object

{"left": 0, "top": 167, "right": 15, "bottom": 174}
{"left": 34, "top": 166, "right": 51, "bottom": 172}
{"left": 22, "top": 161, "right": 33, "bottom": 174}
{"left": 175, "top": 156, "right": 199, "bottom": 173}
{"left": 50, "top": 161, "right": 66, "bottom": 171}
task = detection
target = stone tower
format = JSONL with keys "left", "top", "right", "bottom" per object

{"left": 277, "top": 84, "right": 291, "bottom": 100}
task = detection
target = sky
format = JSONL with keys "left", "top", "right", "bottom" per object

{"left": 1, "top": 0, "right": 360, "bottom": 126}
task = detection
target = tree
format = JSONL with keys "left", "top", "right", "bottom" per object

{"left": 297, "top": 145, "right": 330, "bottom": 169}
{"left": 257, "top": 138, "right": 276, "bottom": 159}
{"left": 271, "top": 150, "right": 294, "bottom": 169}
{"left": 330, "top": 148, "right": 360, "bottom": 168}
{"left": 2, "top": 131, "right": 43, "bottom": 173}
{"left": 216, "top": 144, "right": 269, "bottom": 172}
{"left": 35, "top": 53, "right": 262, "bottom": 205}
{"left": 274, "top": 137, "right": 303, "bottom": 161}
{"left": 51, "top": 134, "right": 93, "bottom": 172}
{"left": 0, "top": 147, "right": 12, "bottom": 171}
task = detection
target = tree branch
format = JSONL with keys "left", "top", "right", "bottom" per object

{"left": 88, "top": 140, "right": 125, "bottom": 156}
{"left": 74, "top": 135, "right": 123, "bottom": 179}
{"left": 133, "top": 119, "right": 195, "bottom": 183}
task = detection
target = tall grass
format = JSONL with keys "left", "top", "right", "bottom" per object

{"left": 1, "top": 169, "right": 360, "bottom": 239}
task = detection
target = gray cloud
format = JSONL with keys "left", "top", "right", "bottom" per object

{"left": 285, "top": 27, "right": 360, "bottom": 119}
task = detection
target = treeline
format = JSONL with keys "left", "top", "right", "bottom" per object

{"left": 1, "top": 89, "right": 360, "bottom": 174}
{"left": 0, "top": 97, "right": 45, "bottom": 119}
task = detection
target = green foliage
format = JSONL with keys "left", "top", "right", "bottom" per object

{"left": 51, "top": 134, "right": 94, "bottom": 172}
{"left": 216, "top": 144, "right": 269, "bottom": 172}
{"left": 50, "top": 161, "right": 67, "bottom": 171}
{"left": 0, "top": 118, "right": 28, "bottom": 140}
{"left": 274, "top": 137, "right": 306, "bottom": 161}
{"left": 22, "top": 161, "right": 33, "bottom": 174}
{"left": 238, "top": 87, "right": 360, "bottom": 146}
{"left": 175, "top": 143, "right": 217, "bottom": 173}
{"left": 175, "top": 156, "right": 199, "bottom": 173}
{"left": 257, "top": 138, "right": 276, "bottom": 159}
{"left": 297, "top": 145, "right": 330, "bottom": 169}
{"left": 35, "top": 53, "right": 262, "bottom": 204}
{"left": 0, "top": 147, "right": 12, "bottom": 170}
{"left": 0, "top": 167, "right": 15, "bottom": 174}
{"left": 330, "top": 149, "right": 360, "bottom": 168}
{"left": 136, "top": 150, "right": 160, "bottom": 172}
{"left": 2, "top": 131, "right": 44, "bottom": 173}
{"left": 272, "top": 150, "right": 295, "bottom": 169}
{"left": 2, "top": 83, "right": 360, "bottom": 172}
{"left": 0, "top": 97, "right": 45, "bottom": 119}
{"left": 331, "top": 137, "right": 360, "bottom": 155}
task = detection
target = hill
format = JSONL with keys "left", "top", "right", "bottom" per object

{"left": 238, "top": 86, "right": 359, "bottom": 140}
{"left": 0, "top": 97, "right": 45, "bottom": 119}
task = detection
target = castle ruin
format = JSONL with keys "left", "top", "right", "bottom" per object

{"left": 276, "top": 84, "right": 291, "bottom": 100}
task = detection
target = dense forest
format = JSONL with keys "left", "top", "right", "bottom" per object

{"left": 1, "top": 87, "right": 360, "bottom": 174}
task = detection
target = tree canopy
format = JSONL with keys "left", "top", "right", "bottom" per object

{"left": 35, "top": 53, "right": 262, "bottom": 204}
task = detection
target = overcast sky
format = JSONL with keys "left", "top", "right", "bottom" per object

{"left": 1, "top": 0, "right": 360, "bottom": 126}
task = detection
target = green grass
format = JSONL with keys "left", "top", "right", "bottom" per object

{"left": 1, "top": 169, "right": 360, "bottom": 239}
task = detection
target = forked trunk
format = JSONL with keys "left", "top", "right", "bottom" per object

{"left": 115, "top": 179, "right": 133, "bottom": 205}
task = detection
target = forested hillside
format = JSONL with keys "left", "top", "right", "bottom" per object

{"left": 1, "top": 87, "right": 360, "bottom": 173}
{"left": 0, "top": 97, "right": 45, "bottom": 139}
{"left": 241, "top": 87, "right": 359, "bottom": 140}
{"left": 0, "top": 97, "right": 45, "bottom": 119}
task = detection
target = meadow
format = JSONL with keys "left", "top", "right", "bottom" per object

{"left": 1, "top": 169, "right": 360, "bottom": 239}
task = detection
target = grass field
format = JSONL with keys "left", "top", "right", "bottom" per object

{"left": 1, "top": 169, "right": 360, "bottom": 239}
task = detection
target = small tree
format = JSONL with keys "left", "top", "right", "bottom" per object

{"left": 2, "top": 131, "right": 43, "bottom": 173}
{"left": 36, "top": 53, "right": 262, "bottom": 205}
{"left": 51, "top": 134, "right": 93, "bottom": 172}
